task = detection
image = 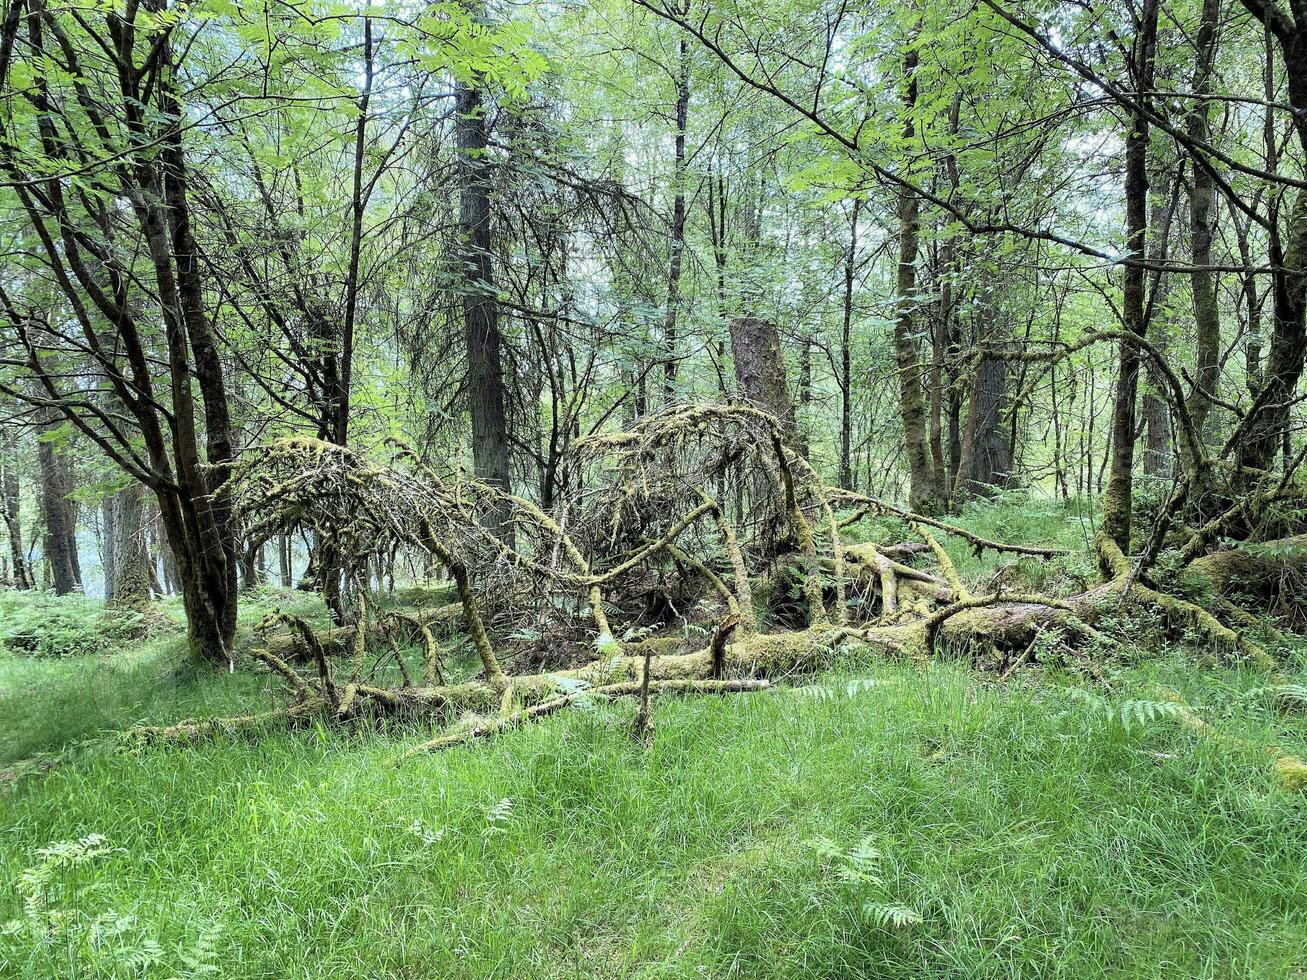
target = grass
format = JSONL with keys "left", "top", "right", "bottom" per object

{"left": 1, "top": 501, "right": 1305, "bottom": 977}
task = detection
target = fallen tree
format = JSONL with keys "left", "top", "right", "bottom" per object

{"left": 134, "top": 404, "right": 1304, "bottom": 765}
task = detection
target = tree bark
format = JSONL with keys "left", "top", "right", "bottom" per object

{"left": 1, "top": 427, "right": 32, "bottom": 590}
{"left": 663, "top": 36, "right": 691, "bottom": 400}
{"left": 1185, "top": 0, "right": 1221, "bottom": 452}
{"left": 959, "top": 355, "right": 1011, "bottom": 496}
{"left": 279, "top": 533, "right": 293, "bottom": 588}
{"left": 1236, "top": 1, "right": 1307, "bottom": 471}
{"left": 730, "top": 316, "right": 796, "bottom": 440}
{"left": 891, "top": 44, "right": 938, "bottom": 513}
{"left": 455, "top": 11, "right": 512, "bottom": 533}
{"left": 839, "top": 200, "right": 860, "bottom": 489}
{"left": 1102, "top": 0, "right": 1158, "bottom": 551}
{"left": 36, "top": 409, "right": 80, "bottom": 595}
{"left": 107, "top": 482, "right": 153, "bottom": 609}
{"left": 1144, "top": 176, "right": 1176, "bottom": 479}
{"left": 332, "top": 16, "right": 373, "bottom": 447}
{"left": 156, "top": 16, "right": 239, "bottom": 660}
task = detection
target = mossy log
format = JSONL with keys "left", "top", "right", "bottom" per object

{"left": 1183, "top": 534, "right": 1307, "bottom": 597}
{"left": 158, "top": 404, "right": 1307, "bottom": 766}
{"left": 132, "top": 628, "right": 859, "bottom": 751}
{"left": 136, "top": 531, "right": 1307, "bottom": 755}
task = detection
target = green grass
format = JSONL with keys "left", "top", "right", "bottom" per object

{"left": 2, "top": 653, "right": 1305, "bottom": 976}
{"left": 1, "top": 500, "right": 1305, "bottom": 977}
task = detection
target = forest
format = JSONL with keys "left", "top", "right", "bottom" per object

{"left": 0, "top": 0, "right": 1306, "bottom": 975}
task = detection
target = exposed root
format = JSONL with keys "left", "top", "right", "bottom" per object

{"left": 143, "top": 401, "right": 1298, "bottom": 758}
{"left": 261, "top": 603, "right": 461, "bottom": 660}
{"left": 831, "top": 489, "right": 1068, "bottom": 558}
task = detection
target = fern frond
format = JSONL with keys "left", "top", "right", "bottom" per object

{"left": 863, "top": 902, "right": 923, "bottom": 928}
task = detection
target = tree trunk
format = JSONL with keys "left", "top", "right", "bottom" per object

{"left": 279, "top": 533, "right": 293, "bottom": 588}
{"left": 839, "top": 200, "right": 860, "bottom": 489}
{"left": 102, "top": 494, "right": 117, "bottom": 603}
{"left": 455, "top": 19, "right": 512, "bottom": 533}
{"left": 332, "top": 17, "right": 372, "bottom": 448}
{"left": 1102, "top": 0, "right": 1158, "bottom": 551}
{"left": 239, "top": 536, "right": 260, "bottom": 593}
{"left": 797, "top": 331, "right": 812, "bottom": 459}
{"left": 107, "top": 482, "right": 153, "bottom": 609}
{"left": 1236, "top": 1, "right": 1307, "bottom": 471}
{"left": 928, "top": 261, "right": 948, "bottom": 505}
{"left": 0, "top": 429, "right": 31, "bottom": 590}
{"left": 891, "top": 44, "right": 938, "bottom": 513}
{"left": 1185, "top": 0, "right": 1221, "bottom": 452}
{"left": 1144, "top": 179, "right": 1175, "bottom": 479}
{"left": 36, "top": 410, "right": 80, "bottom": 595}
{"left": 958, "top": 356, "right": 1011, "bottom": 496}
{"left": 161, "top": 536, "right": 181, "bottom": 597}
{"left": 1243, "top": 188, "right": 1307, "bottom": 472}
{"left": 663, "top": 36, "right": 691, "bottom": 400}
{"left": 133, "top": 16, "right": 238, "bottom": 661}
{"left": 730, "top": 316, "right": 796, "bottom": 440}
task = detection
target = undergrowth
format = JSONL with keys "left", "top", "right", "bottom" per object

{"left": 0, "top": 499, "right": 1304, "bottom": 978}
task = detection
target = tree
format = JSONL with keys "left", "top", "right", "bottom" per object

{"left": 104, "top": 481, "right": 152, "bottom": 609}
{"left": 662, "top": 32, "right": 692, "bottom": 399}
{"left": 0, "top": 420, "right": 32, "bottom": 589}
{"left": 890, "top": 37, "right": 940, "bottom": 513}
{"left": 0, "top": 0, "right": 237, "bottom": 661}
{"left": 1101, "top": 0, "right": 1159, "bottom": 552}
{"left": 34, "top": 413, "right": 80, "bottom": 594}
{"left": 456, "top": 1, "right": 514, "bottom": 534}
{"left": 1235, "top": 0, "right": 1307, "bottom": 471}
{"left": 838, "top": 199, "right": 861, "bottom": 490}
{"left": 1186, "top": 0, "right": 1222, "bottom": 449}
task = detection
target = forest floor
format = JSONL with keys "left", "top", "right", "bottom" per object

{"left": 1, "top": 500, "right": 1306, "bottom": 978}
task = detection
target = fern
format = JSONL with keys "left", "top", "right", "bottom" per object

{"left": 4, "top": 835, "right": 223, "bottom": 976}
{"left": 1064, "top": 687, "right": 1193, "bottom": 730}
{"left": 1245, "top": 684, "right": 1307, "bottom": 714}
{"left": 122, "top": 937, "right": 164, "bottom": 973}
{"left": 174, "top": 919, "right": 224, "bottom": 978}
{"left": 550, "top": 675, "right": 592, "bottom": 695}
{"left": 798, "top": 677, "right": 895, "bottom": 702}
{"left": 1115, "top": 699, "right": 1191, "bottom": 729}
{"left": 810, "top": 835, "right": 842, "bottom": 860}
{"left": 844, "top": 836, "right": 884, "bottom": 878}
{"left": 810, "top": 834, "right": 922, "bottom": 930}
{"left": 485, "top": 797, "right": 514, "bottom": 834}
{"left": 409, "top": 819, "right": 446, "bottom": 846}
{"left": 593, "top": 632, "right": 621, "bottom": 656}
{"left": 12, "top": 833, "right": 120, "bottom": 929}
{"left": 863, "top": 903, "right": 924, "bottom": 928}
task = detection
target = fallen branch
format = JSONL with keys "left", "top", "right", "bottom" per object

{"left": 397, "top": 678, "right": 770, "bottom": 761}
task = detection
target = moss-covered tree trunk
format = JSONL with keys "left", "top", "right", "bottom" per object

{"left": 1102, "top": 0, "right": 1158, "bottom": 551}
{"left": 891, "top": 42, "right": 938, "bottom": 513}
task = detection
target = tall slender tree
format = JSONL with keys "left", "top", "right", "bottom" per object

{"left": 456, "top": 0, "right": 513, "bottom": 532}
